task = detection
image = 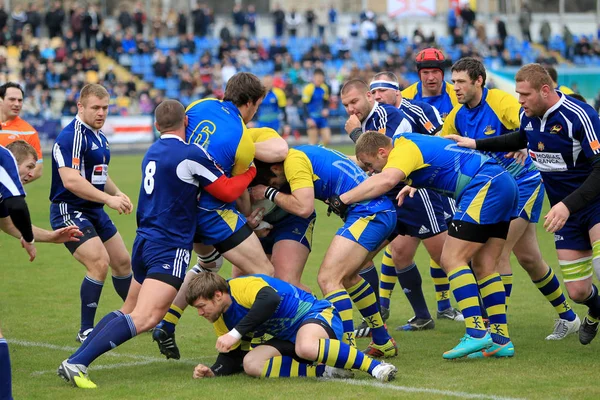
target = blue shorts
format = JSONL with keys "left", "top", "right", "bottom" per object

{"left": 442, "top": 196, "right": 456, "bottom": 223}
{"left": 50, "top": 202, "right": 117, "bottom": 243}
{"left": 310, "top": 116, "right": 329, "bottom": 129}
{"left": 515, "top": 176, "right": 545, "bottom": 223}
{"left": 283, "top": 300, "right": 344, "bottom": 343}
{"left": 131, "top": 236, "right": 190, "bottom": 286}
{"left": 194, "top": 203, "right": 248, "bottom": 246}
{"left": 454, "top": 166, "right": 519, "bottom": 225}
{"left": 256, "top": 120, "right": 280, "bottom": 132}
{"left": 394, "top": 188, "right": 448, "bottom": 239}
{"left": 337, "top": 207, "right": 396, "bottom": 252}
{"left": 554, "top": 200, "right": 600, "bottom": 251}
{"left": 260, "top": 212, "right": 316, "bottom": 254}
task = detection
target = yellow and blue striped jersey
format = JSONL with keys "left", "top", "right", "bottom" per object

{"left": 302, "top": 83, "right": 329, "bottom": 119}
{"left": 185, "top": 98, "right": 255, "bottom": 178}
{"left": 401, "top": 81, "right": 458, "bottom": 119}
{"left": 256, "top": 88, "right": 287, "bottom": 124}
{"left": 285, "top": 145, "right": 390, "bottom": 213}
{"left": 441, "top": 88, "right": 539, "bottom": 181}
{"left": 212, "top": 275, "right": 319, "bottom": 342}
{"left": 384, "top": 133, "right": 494, "bottom": 199}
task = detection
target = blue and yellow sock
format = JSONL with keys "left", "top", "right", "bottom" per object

{"left": 261, "top": 356, "right": 324, "bottom": 378}
{"left": 112, "top": 273, "right": 132, "bottom": 301}
{"left": 161, "top": 304, "right": 184, "bottom": 334}
{"left": 533, "top": 268, "right": 576, "bottom": 321}
{"left": 397, "top": 263, "right": 431, "bottom": 319}
{"left": 359, "top": 263, "right": 380, "bottom": 309}
{"left": 325, "top": 290, "right": 355, "bottom": 346}
{"left": 448, "top": 265, "right": 486, "bottom": 338}
{"left": 69, "top": 314, "right": 137, "bottom": 367}
{"left": 347, "top": 278, "right": 389, "bottom": 346}
{"left": 500, "top": 273, "right": 513, "bottom": 310}
{"left": 379, "top": 248, "right": 397, "bottom": 310}
{"left": 80, "top": 275, "right": 104, "bottom": 332}
{"left": 479, "top": 273, "right": 510, "bottom": 345}
{"left": 71, "top": 310, "right": 124, "bottom": 359}
{"left": 317, "top": 338, "right": 379, "bottom": 374}
{"left": 0, "top": 338, "right": 12, "bottom": 400}
{"left": 430, "top": 259, "right": 451, "bottom": 312}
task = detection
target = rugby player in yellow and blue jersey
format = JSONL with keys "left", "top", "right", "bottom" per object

{"left": 185, "top": 72, "right": 274, "bottom": 280}
{"left": 302, "top": 69, "right": 331, "bottom": 146}
{"left": 442, "top": 58, "right": 579, "bottom": 341}
{"left": 401, "top": 48, "right": 458, "bottom": 120}
{"left": 331, "top": 131, "right": 519, "bottom": 359}
{"left": 255, "top": 75, "right": 290, "bottom": 134}
{"left": 450, "top": 63, "right": 600, "bottom": 346}
{"left": 251, "top": 145, "right": 398, "bottom": 358}
{"left": 186, "top": 272, "right": 397, "bottom": 381}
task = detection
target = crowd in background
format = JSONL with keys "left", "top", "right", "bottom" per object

{"left": 1, "top": 1, "right": 600, "bottom": 126}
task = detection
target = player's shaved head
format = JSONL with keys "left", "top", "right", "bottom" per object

{"left": 186, "top": 272, "right": 230, "bottom": 305}
{"left": 341, "top": 79, "right": 369, "bottom": 96}
{"left": 155, "top": 99, "right": 185, "bottom": 132}
{"left": 355, "top": 131, "right": 393, "bottom": 156}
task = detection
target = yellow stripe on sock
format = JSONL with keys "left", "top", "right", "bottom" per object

{"left": 534, "top": 269, "right": 555, "bottom": 289}
{"left": 485, "top": 304, "right": 505, "bottom": 317}
{"left": 289, "top": 359, "right": 300, "bottom": 377}
{"left": 448, "top": 265, "right": 472, "bottom": 279}
{"left": 491, "top": 323, "right": 509, "bottom": 339}
{"left": 347, "top": 280, "right": 369, "bottom": 301}
{"left": 457, "top": 296, "right": 480, "bottom": 311}
{"left": 271, "top": 356, "right": 282, "bottom": 377}
{"left": 545, "top": 287, "right": 563, "bottom": 303}
{"left": 170, "top": 304, "right": 183, "bottom": 315}
{"left": 465, "top": 316, "right": 487, "bottom": 331}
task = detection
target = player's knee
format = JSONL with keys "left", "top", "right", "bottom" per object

{"left": 242, "top": 353, "right": 263, "bottom": 377}
{"left": 110, "top": 254, "right": 132, "bottom": 275}
{"left": 566, "top": 284, "right": 592, "bottom": 303}
{"left": 130, "top": 309, "right": 164, "bottom": 333}
{"left": 514, "top": 251, "right": 542, "bottom": 271}
{"left": 294, "top": 341, "right": 317, "bottom": 361}
{"left": 86, "top": 253, "right": 110, "bottom": 276}
{"left": 317, "top": 270, "right": 341, "bottom": 295}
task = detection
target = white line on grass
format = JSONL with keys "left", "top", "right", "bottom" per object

{"left": 9, "top": 339, "right": 208, "bottom": 376}
{"left": 340, "top": 379, "right": 527, "bottom": 400}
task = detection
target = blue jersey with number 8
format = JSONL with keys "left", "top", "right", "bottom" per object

{"left": 137, "top": 135, "right": 226, "bottom": 248}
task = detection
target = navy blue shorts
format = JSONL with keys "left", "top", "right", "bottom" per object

{"left": 554, "top": 200, "right": 600, "bottom": 251}
{"left": 393, "top": 188, "right": 448, "bottom": 239}
{"left": 131, "top": 236, "right": 190, "bottom": 288}
{"left": 50, "top": 202, "right": 117, "bottom": 243}
{"left": 260, "top": 212, "right": 316, "bottom": 254}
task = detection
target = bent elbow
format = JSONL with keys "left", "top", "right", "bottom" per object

{"left": 298, "top": 205, "right": 315, "bottom": 219}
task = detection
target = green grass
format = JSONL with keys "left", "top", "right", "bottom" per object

{"left": 2, "top": 148, "right": 600, "bottom": 400}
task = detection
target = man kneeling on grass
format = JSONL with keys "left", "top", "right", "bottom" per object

{"left": 188, "top": 272, "right": 398, "bottom": 381}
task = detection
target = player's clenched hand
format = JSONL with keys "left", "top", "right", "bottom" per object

{"left": 249, "top": 184, "right": 267, "bottom": 202}
{"left": 21, "top": 238, "right": 36, "bottom": 262}
{"left": 51, "top": 226, "right": 83, "bottom": 243}
{"left": 247, "top": 207, "right": 265, "bottom": 229}
{"left": 344, "top": 115, "right": 361, "bottom": 134}
{"left": 445, "top": 135, "right": 476, "bottom": 149}
{"left": 216, "top": 333, "right": 239, "bottom": 353}
{"left": 326, "top": 194, "right": 348, "bottom": 220}
{"left": 396, "top": 186, "right": 417, "bottom": 207}
{"left": 106, "top": 195, "right": 130, "bottom": 214}
{"left": 116, "top": 192, "right": 133, "bottom": 214}
{"left": 544, "top": 202, "right": 570, "bottom": 233}
{"left": 193, "top": 363, "right": 215, "bottom": 379}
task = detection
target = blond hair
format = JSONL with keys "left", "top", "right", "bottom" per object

{"left": 515, "top": 64, "right": 554, "bottom": 91}
{"left": 355, "top": 131, "right": 393, "bottom": 156}
{"left": 6, "top": 140, "right": 38, "bottom": 163}
{"left": 79, "top": 83, "right": 109, "bottom": 105}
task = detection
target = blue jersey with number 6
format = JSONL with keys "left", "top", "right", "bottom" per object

{"left": 136, "top": 134, "right": 227, "bottom": 248}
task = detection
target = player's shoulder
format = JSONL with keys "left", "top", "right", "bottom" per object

{"left": 185, "top": 97, "right": 221, "bottom": 113}
{"left": 401, "top": 82, "right": 418, "bottom": 98}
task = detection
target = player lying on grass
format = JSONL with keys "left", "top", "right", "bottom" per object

{"left": 187, "top": 272, "right": 398, "bottom": 381}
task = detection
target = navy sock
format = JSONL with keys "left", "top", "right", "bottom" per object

{"left": 70, "top": 311, "right": 124, "bottom": 360}
{"left": 583, "top": 284, "right": 600, "bottom": 319}
{"left": 359, "top": 264, "right": 380, "bottom": 310}
{"left": 0, "top": 339, "right": 12, "bottom": 400}
{"left": 396, "top": 263, "right": 431, "bottom": 319}
{"left": 80, "top": 276, "right": 104, "bottom": 332}
{"left": 112, "top": 273, "right": 132, "bottom": 301}
{"left": 69, "top": 314, "right": 137, "bottom": 367}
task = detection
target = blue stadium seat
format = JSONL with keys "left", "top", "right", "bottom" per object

{"left": 154, "top": 77, "right": 167, "bottom": 90}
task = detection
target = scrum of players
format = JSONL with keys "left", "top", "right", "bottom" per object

{"left": 3, "top": 49, "right": 600, "bottom": 395}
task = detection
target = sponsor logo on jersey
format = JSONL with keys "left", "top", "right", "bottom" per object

{"left": 549, "top": 125, "right": 563, "bottom": 134}
{"left": 528, "top": 150, "right": 567, "bottom": 171}
{"left": 538, "top": 142, "right": 545, "bottom": 151}
{"left": 524, "top": 122, "right": 533, "bottom": 131}
{"left": 483, "top": 125, "right": 496, "bottom": 136}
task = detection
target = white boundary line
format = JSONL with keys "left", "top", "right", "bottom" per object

{"left": 9, "top": 339, "right": 207, "bottom": 376}
{"left": 10, "top": 339, "right": 527, "bottom": 399}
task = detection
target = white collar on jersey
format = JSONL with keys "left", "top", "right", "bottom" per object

{"left": 362, "top": 101, "right": 380, "bottom": 131}
{"left": 75, "top": 115, "right": 102, "bottom": 137}
{"left": 541, "top": 91, "right": 565, "bottom": 123}
{"left": 160, "top": 134, "right": 185, "bottom": 142}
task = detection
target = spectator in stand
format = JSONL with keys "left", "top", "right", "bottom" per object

{"left": 459, "top": 3, "right": 475, "bottom": 38}
{"left": 232, "top": 4, "right": 246, "bottom": 37}
{"left": 305, "top": 9, "right": 316, "bottom": 38}
{"left": 0, "top": 6, "right": 7, "bottom": 33}
{"left": 70, "top": 4, "right": 84, "bottom": 47}
{"left": 11, "top": 5, "right": 27, "bottom": 34}
{"left": 540, "top": 20, "right": 551, "bottom": 49}
{"left": 328, "top": 4, "right": 338, "bottom": 39}
{"left": 376, "top": 21, "right": 389, "bottom": 52}
{"left": 575, "top": 35, "right": 592, "bottom": 57}
{"left": 133, "top": 1, "right": 146, "bottom": 35}
{"left": 272, "top": 3, "right": 286, "bottom": 38}
{"left": 177, "top": 10, "right": 188, "bottom": 36}
{"left": 192, "top": 3, "right": 206, "bottom": 38}
{"left": 26, "top": 3, "right": 42, "bottom": 37}
{"left": 519, "top": 2, "right": 532, "bottom": 42}
{"left": 286, "top": 8, "right": 302, "bottom": 38}
{"left": 496, "top": 17, "right": 507, "bottom": 52}
{"left": 153, "top": 53, "right": 171, "bottom": 78}
{"left": 117, "top": 4, "right": 133, "bottom": 31}
{"left": 247, "top": 4, "right": 257, "bottom": 37}
{"left": 46, "top": 1, "right": 65, "bottom": 38}
{"left": 448, "top": 7, "right": 458, "bottom": 36}
{"left": 360, "top": 17, "right": 376, "bottom": 52}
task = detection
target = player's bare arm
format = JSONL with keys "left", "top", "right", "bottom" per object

{"left": 340, "top": 168, "right": 405, "bottom": 204}
{"left": 251, "top": 185, "right": 314, "bottom": 219}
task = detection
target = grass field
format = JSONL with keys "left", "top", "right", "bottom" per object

{"left": 2, "top": 147, "right": 600, "bottom": 400}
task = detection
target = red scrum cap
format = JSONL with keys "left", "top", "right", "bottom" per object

{"left": 415, "top": 48, "right": 449, "bottom": 76}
